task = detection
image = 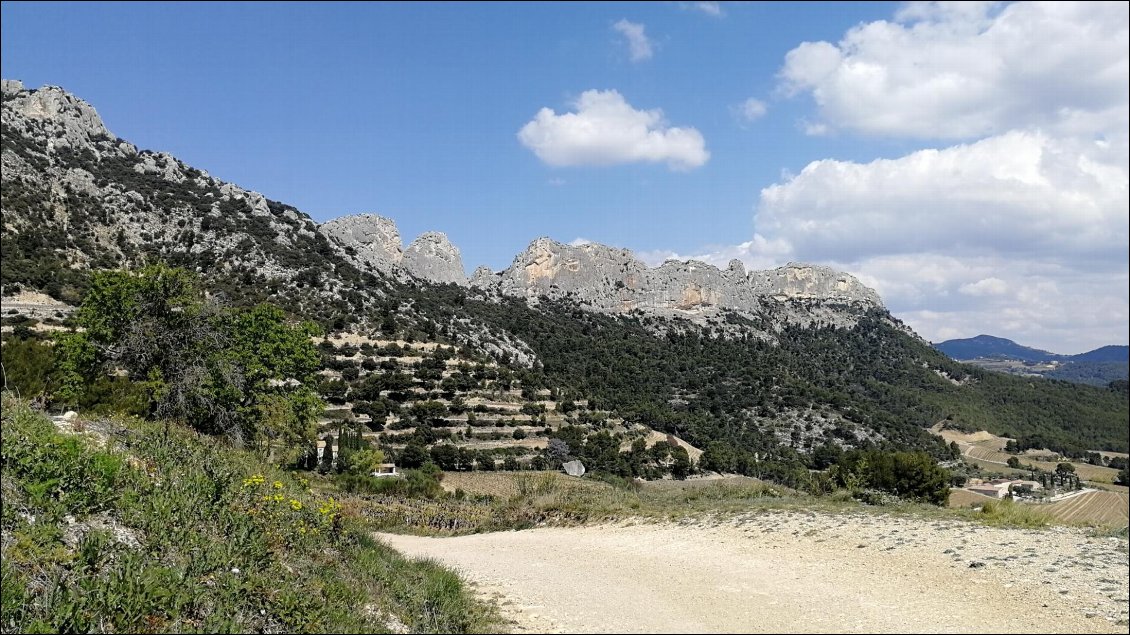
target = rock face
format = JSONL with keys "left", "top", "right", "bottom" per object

{"left": 403, "top": 232, "right": 466, "bottom": 286}
{"left": 750, "top": 263, "right": 882, "bottom": 306}
{"left": 320, "top": 214, "right": 405, "bottom": 276}
{"left": 2, "top": 80, "right": 111, "bottom": 152}
{"left": 318, "top": 216, "right": 467, "bottom": 286}
{"left": 472, "top": 237, "right": 881, "bottom": 324}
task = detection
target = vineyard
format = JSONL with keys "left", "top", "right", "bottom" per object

{"left": 1043, "top": 490, "right": 1130, "bottom": 527}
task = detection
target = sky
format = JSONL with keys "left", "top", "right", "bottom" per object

{"left": 2, "top": 1, "right": 1127, "bottom": 354}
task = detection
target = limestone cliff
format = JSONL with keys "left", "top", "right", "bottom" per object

{"left": 471, "top": 237, "right": 881, "bottom": 326}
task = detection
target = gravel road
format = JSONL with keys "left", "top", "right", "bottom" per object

{"left": 377, "top": 511, "right": 1128, "bottom": 633}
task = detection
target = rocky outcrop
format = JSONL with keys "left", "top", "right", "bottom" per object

{"left": 750, "top": 263, "right": 882, "bottom": 306}
{"left": 320, "top": 214, "right": 405, "bottom": 277}
{"left": 319, "top": 216, "right": 467, "bottom": 286}
{"left": 1, "top": 80, "right": 111, "bottom": 153}
{"left": 472, "top": 237, "right": 881, "bottom": 324}
{"left": 403, "top": 232, "right": 466, "bottom": 286}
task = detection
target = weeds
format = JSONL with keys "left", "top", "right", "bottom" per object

{"left": 974, "top": 498, "right": 1053, "bottom": 528}
{"left": 0, "top": 394, "right": 499, "bottom": 633}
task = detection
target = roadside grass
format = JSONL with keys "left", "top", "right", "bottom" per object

{"left": 967, "top": 498, "right": 1053, "bottom": 528}
{"left": 0, "top": 394, "right": 498, "bottom": 634}
{"left": 346, "top": 470, "right": 1128, "bottom": 538}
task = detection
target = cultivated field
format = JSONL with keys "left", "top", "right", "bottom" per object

{"left": 1044, "top": 490, "right": 1130, "bottom": 527}
{"left": 947, "top": 488, "right": 998, "bottom": 508}
{"left": 929, "top": 423, "right": 1123, "bottom": 482}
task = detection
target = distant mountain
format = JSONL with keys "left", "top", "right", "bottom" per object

{"left": 934, "top": 336, "right": 1129, "bottom": 387}
{"left": 1071, "top": 345, "right": 1130, "bottom": 363}
{"left": 934, "top": 335, "right": 1061, "bottom": 362}
{"left": 934, "top": 335, "right": 1128, "bottom": 364}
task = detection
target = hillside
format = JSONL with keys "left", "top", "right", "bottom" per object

{"left": 0, "top": 395, "right": 496, "bottom": 633}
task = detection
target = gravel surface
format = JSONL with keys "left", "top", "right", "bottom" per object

{"left": 377, "top": 511, "right": 1128, "bottom": 633}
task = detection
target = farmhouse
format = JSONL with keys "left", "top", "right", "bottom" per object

{"left": 966, "top": 479, "right": 1043, "bottom": 499}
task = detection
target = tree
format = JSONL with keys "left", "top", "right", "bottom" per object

{"left": 398, "top": 443, "right": 429, "bottom": 469}
{"left": 55, "top": 265, "right": 322, "bottom": 451}
{"left": 410, "top": 400, "right": 449, "bottom": 425}
{"left": 429, "top": 444, "right": 459, "bottom": 471}
{"left": 545, "top": 438, "right": 570, "bottom": 466}
{"left": 832, "top": 450, "right": 950, "bottom": 505}
{"left": 1055, "top": 462, "right": 1076, "bottom": 478}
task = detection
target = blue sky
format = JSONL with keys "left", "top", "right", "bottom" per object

{"left": 3, "top": 2, "right": 1127, "bottom": 353}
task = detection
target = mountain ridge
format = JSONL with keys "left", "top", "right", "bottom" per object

{"left": 2, "top": 79, "right": 886, "bottom": 335}
{"left": 935, "top": 334, "right": 1129, "bottom": 363}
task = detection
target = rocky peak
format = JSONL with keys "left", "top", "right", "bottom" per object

{"left": 320, "top": 214, "right": 468, "bottom": 286}
{"left": 750, "top": 262, "right": 881, "bottom": 306}
{"left": 1, "top": 81, "right": 111, "bottom": 151}
{"left": 319, "top": 214, "right": 404, "bottom": 275}
{"left": 404, "top": 232, "right": 466, "bottom": 286}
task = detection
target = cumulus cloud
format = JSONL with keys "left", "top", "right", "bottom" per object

{"left": 959, "top": 277, "right": 1008, "bottom": 297}
{"left": 778, "top": 1, "right": 1130, "bottom": 139}
{"left": 734, "top": 98, "right": 767, "bottom": 124}
{"left": 683, "top": 2, "right": 724, "bottom": 17}
{"left": 745, "top": 127, "right": 1129, "bottom": 350}
{"left": 756, "top": 131, "right": 1128, "bottom": 264}
{"left": 517, "top": 89, "right": 709, "bottom": 170}
{"left": 664, "top": 2, "right": 1129, "bottom": 352}
{"left": 613, "top": 19, "right": 654, "bottom": 62}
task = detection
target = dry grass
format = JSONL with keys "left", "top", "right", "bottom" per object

{"left": 439, "top": 471, "right": 609, "bottom": 499}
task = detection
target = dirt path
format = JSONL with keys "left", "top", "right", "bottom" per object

{"left": 377, "top": 512, "right": 1128, "bottom": 633}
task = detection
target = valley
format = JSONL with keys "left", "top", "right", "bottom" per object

{"left": 2, "top": 76, "right": 1128, "bottom": 635}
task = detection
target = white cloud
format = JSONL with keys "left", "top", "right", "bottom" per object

{"left": 799, "top": 120, "right": 829, "bottom": 136}
{"left": 613, "top": 19, "right": 654, "bottom": 62}
{"left": 685, "top": 2, "right": 724, "bottom": 17}
{"left": 744, "top": 128, "right": 1129, "bottom": 350}
{"left": 517, "top": 89, "right": 709, "bottom": 170}
{"left": 568, "top": 237, "right": 593, "bottom": 247}
{"left": 778, "top": 1, "right": 1130, "bottom": 139}
{"left": 734, "top": 97, "right": 767, "bottom": 123}
{"left": 756, "top": 131, "right": 1128, "bottom": 263}
{"left": 959, "top": 277, "right": 1007, "bottom": 297}
{"left": 638, "top": 234, "right": 793, "bottom": 272}
{"left": 660, "top": 2, "right": 1130, "bottom": 352}
{"left": 547, "top": 177, "right": 566, "bottom": 186}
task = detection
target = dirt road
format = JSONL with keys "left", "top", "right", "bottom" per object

{"left": 377, "top": 512, "right": 1128, "bottom": 633}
